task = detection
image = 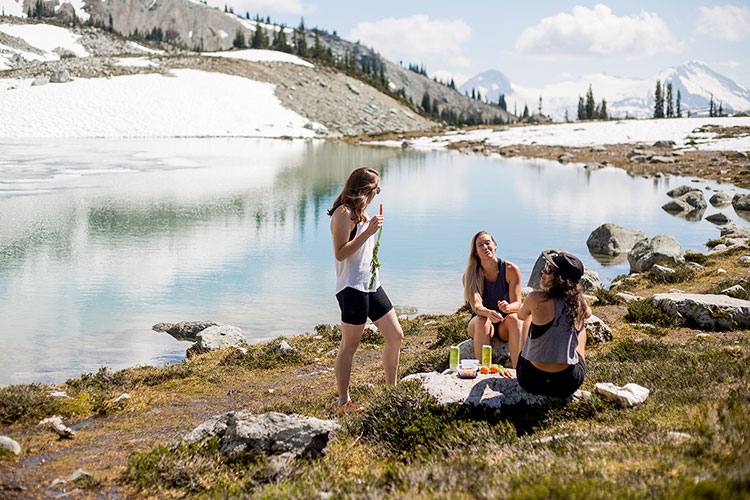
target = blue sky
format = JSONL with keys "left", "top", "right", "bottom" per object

{"left": 214, "top": 1, "right": 750, "bottom": 87}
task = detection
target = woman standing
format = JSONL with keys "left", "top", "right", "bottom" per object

{"left": 513, "top": 251, "right": 591, "bottom": 398}
{"left": 462, "top": 231, "right": 525, "bottom": 362}
{"left": 328, "top": 167, "right": 403, "bottom": 412}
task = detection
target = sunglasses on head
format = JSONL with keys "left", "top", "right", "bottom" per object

{"left": 376, "top": 186, "right": 381, "bottom": 194}
{"left": 542, "top": 263, "right": 555, "bottom": 274}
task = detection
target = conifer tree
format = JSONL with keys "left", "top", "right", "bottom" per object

{"left": 654, "top": 80, "right": 663, "bottom": 118}
{"left": 709, "top": 94, "right": 715, "bottom": 117}
{"left": 676, "top": 90, "right": 682, "bottom": 118}
{"left": 498, "top": 94, "right": 506, "bottom": 111}
{"left": 585, "top": 84, "right": 595, "bottom": 120}
{"left": 471, "top": 88, "right": 475, "bottom": 99}
{"left": 421, "top": 92, "right": 432, "bottom": 113}
{"left": 522, "top": 104, "right": 529, "bottom": 119}
{"left": 599, "top": 99, "right": 607, "bottom": 120}
{"left": 294, "top": 18, "right": 308, "bottom": 57}
{"left": 538, "top": 96, "right": 542, "bottom": 115}
{"left": 251, "top": 16, "right": 268, "bottom": 48}
{"left": 565, "top": 109, "right": 569, "bottom": 122}
{"left": 233, "top": 28, "right": 246, "bottom": 48}
{"left": 666, "top": 82, "right": 673, "bottom": 118}
{"left": 718, "top": 102, "right": 723, "bottom": 116}
{"left": 577, "top": 96, "right": 585, "bottom": 120}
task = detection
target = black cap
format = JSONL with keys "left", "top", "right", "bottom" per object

{"left": 543, "top": 251, "right": 584, "bottom": 283}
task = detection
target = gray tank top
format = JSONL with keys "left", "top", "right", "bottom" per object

{"left": 520, "top": 298, "right": 580, "bottom": 365}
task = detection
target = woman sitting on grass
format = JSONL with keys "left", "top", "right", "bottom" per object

{"left": 512, "top": 251, "right": 591, "bottom": 398}
{"left": 462, "top": 231, "right": 525, "bottom": 362}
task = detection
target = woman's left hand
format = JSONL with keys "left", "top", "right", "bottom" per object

{"left": 498, "top": 300, "right": 511, "bottom": 313}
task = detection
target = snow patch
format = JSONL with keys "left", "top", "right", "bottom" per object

{"left": 0, "top": 0, "right": 25, "bottom": 17}
{"left": 126, "top": 41, "right": 164, "bottom": 54}
{"left": 114, "top": 57, "right": 156, "bottom": 68}
{"left": 0, "top": 69, "right": 323, "bottom": 138}
{"left": 202, "top": 49, "right": 313, "bottom": 68}
{"left": 0, "top": 23, "right": 88, "bottom": 58}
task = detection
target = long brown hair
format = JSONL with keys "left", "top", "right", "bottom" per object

{"left": 462, "top": 231, "right": 496, "bottom": 305}
{"left": 544, "top": 273, "right": 587, "bottom": 329}
{"left": 327, "top": 167, "right": 380, "bottom": 223}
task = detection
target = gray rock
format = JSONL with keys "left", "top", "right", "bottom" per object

{"left": 275, "top": 340, "right": 298, "bottom": 355}
{"left": 394, "top": 305, "right": 418, "bottom": 316}
{"left": 582, "top": 293, "right": 598, "bottom": 304}
{"left": 557, "top": 153, "right": 573, "bottom": 164}
{"left": 651, "top": 264, "right": 675, "bottom": 276}
{"left": 68, "top": 469, "right": 92, "bottom": 482}
{"left": 739, "top": 255, "right": 750, "bottom": 265}
{"left": 679, "top": 191, "right": 708, "bottom": 210}
{"left": 31, "top": 76, "right": 49, "bottom": 86}
{"left": 57, "top": 2, "right": 76, "bottom": 22}
{"left": 651, "top": 293, "right": 750, "bottom": 330}
{"left": 666, "top": 185, "right": 700, "bottom": 198}
{"left": 732, "top": 193, "right": 750, "bottom": 211}
{"left": 152, "top": 321, "right": 219, "bottom": 341}
{"left": 186, "top": 325, "right": 247, "bottom": 357}
{"left": 586, "top": 314, "right": 613, "bottom": 344}
{"left": 705, "top": 213, "right": 730, "bottom": 225}
{"left": 586, "top": 223, "right": 645, "bottom": 256}
{"left": 0, "top": 436, "right": 21, "bottom": 455}
{"left": 615, "top": 292, "right": 641, "bottom": 303}
{"left": 457, "top": 337, "right": 508, "bottom": 364}
{"left": 595, "top": 382, "right": 649, "bottom": 407}
{"left": 629, "top": 155, "right": 648, "bottom": 164}
{"left": 720, "top": 224, "right": 750, "bottom": 239}
{"left": 685, "top": 261, "right": 704, "bottom": 272}
{"left": 653, "top": 140, "right": 675, "bottom": 148}
{"left": 522, "top": 286, "right": 534, "bottom": 296}
{"left": 662, "top": 199, "right": 692, "bottom": 214}
{"left": 402, "top": 371, "right": 563, "bottom": 408}
{"left": 628, "top": 148, "right": 655, "bottom": 159}
{"left": 38, "top": 416, "right": 75, "bottom": 439}
{"left": 720, "top": 285, "right": 746, "bottom": 297}
{"left": 628, "top": 235, "right": 684, "bottom": 273}
{"left": 49, "top": 70, "right": 70, "bottom": 83}
{"left": 580, "top": 269, "right": 603, "bottom": 292}
{"left": 650, "top": 156, "right": 676, "bottom": 164}
{"left": 665, "top": 431, "right": 692, "bottom": 442}
{"left": 709, "top": 191, "right": 732, "bottom": 207}
{"left": 584, "top": 162, "right": 604, "bottom": 169}
{"left": 183, "top": 411, "right": 339, "bottom": 460}
{"left": 590, "top": 146, "right": 607, "bottom": 152}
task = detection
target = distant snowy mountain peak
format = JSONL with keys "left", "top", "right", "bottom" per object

{"left": 459, "top": 69, "right": 512, "bottom": 100}
{"left": 469, "top": 61, "right": 750, "bottom": 121}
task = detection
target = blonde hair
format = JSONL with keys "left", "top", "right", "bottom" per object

{"left": 462, "top": 231, "right": 496, "bottom": 305}
{"left": 327, "top": 167, "right": 380, "bottom": 223}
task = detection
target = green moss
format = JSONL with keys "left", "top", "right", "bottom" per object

{"left": 593, "top": 288, "right": 624, "bottom": 305}
{"left": 433, "top": 317, "right": 468, "bottom": 348}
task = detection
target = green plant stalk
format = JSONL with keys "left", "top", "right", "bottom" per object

{"left": 368, "top": 227, "right": 383, "bottom": 290}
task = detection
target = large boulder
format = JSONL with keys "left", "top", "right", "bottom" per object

{"left": 402, "top": 371, "right": 560, "bottom": 408}
{"left": 705, "top": 213, "right": 730, "bottom": 225}
{"left": 720, "top": 224, "right": 750, "bottom": 239}
{"left": 628, "top": 235, "right": 684, "bottom": 273}
{"left": 663, "top": 191, "right": 707, "bottom": 217}
{"left": 183, "top": 411, "right": 339, "bottom": 460}
{"left": 186, "top": 325, "right": 247, "bottom": 358}
{"left": 651, "top": 293, "right": 750, "bottom": 330}
{"left": 666, "top": 185, "right": 700, "bottom": 198}
{"left": 709, "top": 191, "right": 732, "bottom": 207}
{"left": 152, "top": 321, "right": 219, "bottom": 341}
{"left": 732, "top": 193, "right": 750, "bottom": 212}
{"left": 527, "top": 249, "right": 600, "bottom": 291}
{"left": 0, "top": 436, "right": 21, "bottom": 455}
{"left": 586, "top": 314, "right": 613, "bottom": 344}
{"left": 586, "top": 223, "right": 645, "bottom": 256}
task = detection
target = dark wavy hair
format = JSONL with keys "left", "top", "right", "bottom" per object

{"left": 327, "top": 167, "right": 380, "bottom": 223}
{"left": 544, "top": 273, "right": 587, "bottom": 329}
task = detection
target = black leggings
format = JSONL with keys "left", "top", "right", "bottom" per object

{"left": 516, "top": 355, "right": 585, "bottom": 399}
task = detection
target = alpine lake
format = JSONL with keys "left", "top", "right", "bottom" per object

{"left": 0, "top": 137, "right": 746, "bottom": 385}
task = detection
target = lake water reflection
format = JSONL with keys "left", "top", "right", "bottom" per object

{"left": 0, "top": 137, "right": 745, "bottom": 385}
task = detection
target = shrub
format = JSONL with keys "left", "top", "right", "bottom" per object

{"left": 593, "top": 288, "right": 624, "bottom": 305}
{"left": 624, "top": 299, "right": 682, "bottom": 327}
{"left": 399, "top": 349, "right": 448, "bottom": 378}
{"left": 433, "top": 318, "right": 468, "bottom": 348}
{"left": 684, "top": 252, "right": 709, "bottom": 265}
{"left": 220, "top": 338, "right": 305, "bottom": 369}
{"left": 313, "top": 324, "right": 341, "bottom": 342}
{"left": 0, "top": 383, "right": 63, "bottom": 425}
{"left": 647, "top": 266, "right": 696, "bottom": 284}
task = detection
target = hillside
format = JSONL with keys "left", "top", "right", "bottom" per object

{"left": 7, "top": 0, "right": 514, "bottom": 126}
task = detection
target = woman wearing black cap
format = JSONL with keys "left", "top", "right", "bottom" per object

{"left": 512, "top": 251, "right": 592, "bottom": 398}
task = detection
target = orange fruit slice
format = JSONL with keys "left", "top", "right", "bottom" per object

{"left": 480, "top": 366, "right": 489, "bottom": 374}
{"left": 490, "top": 365, "right": 499, "bottom": 373}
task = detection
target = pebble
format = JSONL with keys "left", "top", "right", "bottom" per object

{"left": 717, "top": 268, "right": 727, "bottom": 274}
{"left": 696, "top": 333, "right": 711, "bottom": 339}
{"left": 67, "top": 469, "right": 92, "bottom": 482}
{"left": 738, "top": 256, "right": 750, "bottom": 265}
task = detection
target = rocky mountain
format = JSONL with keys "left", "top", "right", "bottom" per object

{"left": 460, "top": 61, "right": 750, "bottom": 121}
{"left": 15, "top": 0, "right": 513, "bottom": 125}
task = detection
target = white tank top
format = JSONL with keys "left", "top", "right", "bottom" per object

{"left": 335, "top": 219, "right": 380, "bottom": 293}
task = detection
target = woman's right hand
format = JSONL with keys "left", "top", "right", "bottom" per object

{"left": 366, "top": 214, "right": 383, "bottom": 236}
{"left": 488, "top": 310, "right": 503, "bottom": 324}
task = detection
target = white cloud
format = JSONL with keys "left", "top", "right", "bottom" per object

{"left": 231, "top": 0, "right": 311, "bottom": 15}
{"left": 696, "top": 5, "right": 750, "bottom": 41}
{"left": 348, "top": 15, "right": 472, "bottom": 68}
{"left": 516, "top": 4, "right": 682, "bottom": 59}
{"left": 430, "top": 70, "right": 469, "bottom": 87}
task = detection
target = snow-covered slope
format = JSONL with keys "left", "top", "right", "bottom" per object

{"left": 464, "top": 61, "right": 750, "bottom": 121}
{"left": 0, "top": 22, "right": 90, "bottom": 69}
{"left": 458, "top": 69, "right": 512, "bottom": 101}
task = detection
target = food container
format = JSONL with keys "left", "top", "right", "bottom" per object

{"left": 457, "top": 365, "right": 477, "bottom": 379}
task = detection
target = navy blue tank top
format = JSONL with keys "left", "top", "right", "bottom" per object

{"left": 482, "top": 258, "right": 510, "bottom": 312}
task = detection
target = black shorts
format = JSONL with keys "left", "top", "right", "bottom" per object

{"left": 516, "top": 355, "right": 585, "bottom": 399}
{"left": 335, "top": 286, "right": 393, "bottom": 325}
